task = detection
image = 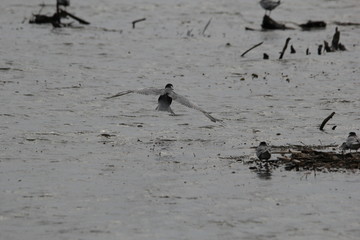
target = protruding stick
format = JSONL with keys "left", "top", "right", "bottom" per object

{"left": 331, "top": 27, "right": 340, "bottom": 51}
{"left": 202, "top": 18, "right": 212, "bottom": 36}
{"left": 279, "top": 38, "right": 291, "bottom": 59}
{"left": 60, "top": 9, "right": 90, "bottom": 25}
{"left": 132, "top": 18, "right": 146, "bottom": 29}
{"left": 241, "top": 42, "right": 264, "bottom": 57}
{"left": 320, "top": 112, "right": 335, "bottom": 131}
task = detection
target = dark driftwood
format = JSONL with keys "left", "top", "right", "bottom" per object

{"left": 331, "top": 27, "right": 340, "bottom": 50}
{"left": 241, "top": 42, "right": 263, "bottom": 57}
{"left": 29, "top": 13, "right": 62, "bottom": 27}
{"left": 132, "top": 18, "right": 146, "bottom": 29}
{"left": 290, "top": 45, "right": 296, "bottom": 54}
{"left": 261, "top": 15, "right": 291, "bottom": 30}
{"left": 299, "top": 21, "right": 326, "bottom": 30}
{"left": 324, "top": 41, "right": 332, "bottom": 52}
{"left": 323, "top": 28, "right": 346, "bottom": 52}
{"left": 29, "top": 7, "right": 89, "bottom": 27}
{"left": 334, "top": 21, "right": 360, "bottom": 26}
{"left": 320, "top": 112, "right": 335, "bottom": 131}
{"left": 338, "top": 43, "right": 346, "bottom": 51}
{"left": 318, "top": 45, "right": 323, "bottom": 55}
{"left": 279, "top": 38, "right": 291, "bottom": 60}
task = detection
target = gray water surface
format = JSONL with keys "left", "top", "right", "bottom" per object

{"left": 1, "top": 0, "right": 360, "bottom": 239}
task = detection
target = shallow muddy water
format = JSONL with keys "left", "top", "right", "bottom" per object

{"left": 1, "top": 0, "right": 360, "bottom": 239}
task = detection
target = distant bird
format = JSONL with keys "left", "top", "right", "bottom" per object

{"left": 260, "top": 0, "right": 281, "bottom": 16}
{"left": 340, "top": 132, "right": 360, "bottom": 152}
{"left": 256, "top": 142, "right": 271, "bottom": 160}
{"left": 106, "top": 83, "right": 218, "bottom": 122}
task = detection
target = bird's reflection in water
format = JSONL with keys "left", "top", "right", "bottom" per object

{"left": 256, "top": 169, "right": 272, "bottom": 180}
{"left": 255, "top": 162, "right": 272, "bottom": 180}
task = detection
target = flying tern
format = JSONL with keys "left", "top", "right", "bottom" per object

{"left": 106, "top": 83, "right": 219, "bottom": 122}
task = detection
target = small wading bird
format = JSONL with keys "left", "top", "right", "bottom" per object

{"left": 340, "top": 132, "right": 360, "bottom": 152}
{"left": 106, "top": 83, "right": 218, "bottom": 122}
{"left": 256, "top": 142, "right": 272, "bottom": 160}
{"left": 260, "top": 0, "right": 281, "bottom": 16}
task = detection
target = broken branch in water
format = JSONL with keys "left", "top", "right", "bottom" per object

{"left": 333, "top": 21, "right": 360, "bottom": 26}
{"left": 60, "top": 9, "right": 90, "bottom": 25}
{"left": 202, "top": 18, "right": 212, "bottom": 36}
{"left": 279, "top": 38, "right": 291, "bottom": 60}
{"left": 132, "top": 18, "right": 146, "bottom": 29}
{"left": 245, "top": 27, "right": 256, "bottom": 31}
{"left": 241, "top": 42, "right": 263, "bottom": 57}
{"left": 319, "top": 112, "right": 335, "bottom": 131}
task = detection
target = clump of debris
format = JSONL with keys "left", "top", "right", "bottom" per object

{"left": 277, "top": 147, "right": 360, "bottom": 172}
{"left": 221, "top": 145, "right": 360, "bottom": 174}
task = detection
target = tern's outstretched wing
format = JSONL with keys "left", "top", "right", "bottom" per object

{"left": 106, "top": 87, "right": 164, "bottom": 99}
{"left": 169, "top": 91, "right": 219, "bottom": 122}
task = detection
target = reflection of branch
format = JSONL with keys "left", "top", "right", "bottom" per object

{"left": 319, "top": 112, "right": 335, "bottom": 131}
{"left": 241, "top": 42, "right": 263, "bottom": 57}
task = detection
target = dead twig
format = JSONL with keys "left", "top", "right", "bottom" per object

{"left": 319, "top": 112, "right": 335, "bottom": 131}
{"left": 241, "top": 42, "right": 263, "bottom": 57}
{"left": 132, "top": 18, "right": 146, "bottom": 29}
{"left": 202, "top": 18, "right": 212, "bottom": 36}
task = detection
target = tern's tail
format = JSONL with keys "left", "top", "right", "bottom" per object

{"left": 203, "top": 112, "right": 220, "bottom": 123}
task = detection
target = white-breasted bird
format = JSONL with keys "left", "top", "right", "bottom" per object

{"left": 256, "top": 141, "right": 271, "bottom": 160}
{"left": 260, "top": 0, "right": 281, "bottom": 16}
{"left": 106, "top": 83, "right": 218, "bottom": 122}
{"left": 340, "top": 132, "right": 360, "bottom": 152}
